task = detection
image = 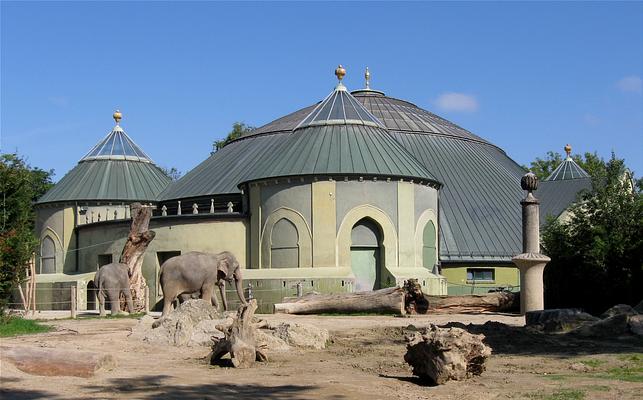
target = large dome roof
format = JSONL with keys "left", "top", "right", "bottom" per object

{"left": 160, "top": 86, "right": 526, "bottom": 263}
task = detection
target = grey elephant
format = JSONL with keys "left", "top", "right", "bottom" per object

{"left": 159, "top": 251, "right": 246, "bottom": 316}
{"left": 94, "top": 262, "right": 134, "bottom": 316}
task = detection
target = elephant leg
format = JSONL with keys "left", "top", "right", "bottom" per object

{"left": 98, "top": 289, "right": 106, "bottom": 317}
{"left": 210, "top": 287, "right": 220, "bottom": 310}
{"left": 108, "top": 289, "right": 120, "bottom": 315}
{"left": 201, "top": 284, "right": 214, "bottom": 309}
{"left": 219, "top": 281, "right": 228, "bottom": 311}
{"left": 162, "top": 289, "right": 178, "bottom": 317}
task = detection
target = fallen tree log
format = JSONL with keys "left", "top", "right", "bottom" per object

{"left": 1, "top": 346, "right": 116, "bottom": 377}
{"left": 210, "top": 299, "right": 267, "bottom": 368}
{"left": 274, "top": 286, "right": 406, "bottom": 315}
{"left": 425, "top": 291, "right": 519, "bottom": 314}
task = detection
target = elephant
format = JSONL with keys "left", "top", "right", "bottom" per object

{"left": 159, "top": 251, "right": 247, "bottom": 317}
{"left": 94, "top": 262, "right": 134, "bottom": 317}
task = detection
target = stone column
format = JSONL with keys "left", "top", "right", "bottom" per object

{"left": 512, "top": 172, "right": 550, "bottom": 315}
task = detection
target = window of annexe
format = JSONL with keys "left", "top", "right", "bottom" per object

{"left": 466, "top": 268, "right": 495, "bottom": 282}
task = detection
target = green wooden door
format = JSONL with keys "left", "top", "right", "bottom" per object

{"left": 351, "top": 247, "right": 380, "bottom": 291}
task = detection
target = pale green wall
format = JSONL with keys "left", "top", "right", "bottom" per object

{"left": 442, "top": 265, "right": 520, "bottom": 295}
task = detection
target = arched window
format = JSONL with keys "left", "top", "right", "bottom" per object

{"left": 270, "top": 218, "right": 299, "bottom": 268}
{"left": 422, "top": 221, "right": 437, "bottom": 270}
{"left": 41, "top": 236, "right": 56, "bottom": 274}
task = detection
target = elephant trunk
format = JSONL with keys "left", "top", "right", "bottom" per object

{"left": 235, "top": 276, "right": 247, "bottom": 305}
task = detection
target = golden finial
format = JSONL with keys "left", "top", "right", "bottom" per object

{"left": 564, "top": 144, "right": 571, "bottom": 157}
{"left": 113, "top": 109, "right": 122, "bottom": 125}
{"left": 335, "top": 64, "right": 346, "bottom": 81}
{"left": 365, "top": 67, "right": 370, "bottom": 89}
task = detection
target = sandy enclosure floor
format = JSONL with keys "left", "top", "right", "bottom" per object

{"left": 1, "top": 313, "right": 642, "bottom": 400}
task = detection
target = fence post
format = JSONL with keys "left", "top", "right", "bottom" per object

{"left": 144, "top": 286, "right": 150, "bottom": 314}
{"left": 70, "top": 286, "right": 77, "bottom": 319}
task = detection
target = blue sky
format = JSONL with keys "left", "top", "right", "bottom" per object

{"left": 1, "top": 1, "right": 641, "bottom": 181}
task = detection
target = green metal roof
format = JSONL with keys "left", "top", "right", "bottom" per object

{"left": 241, "top": 124, "right": 439, "bottom": 185}
{"left": 37, "top": 125, "right": 170, "bottom": 204}
{"left": 240, "top": 84, "right": 439, "bottom": 185}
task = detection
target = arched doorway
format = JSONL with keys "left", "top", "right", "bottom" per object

{"left": 350, "top": 218, "right": 382, "bottom": 291}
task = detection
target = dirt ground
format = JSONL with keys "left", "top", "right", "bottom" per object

{"left": 1, "top": 313, "right": 642, "bottom": 400}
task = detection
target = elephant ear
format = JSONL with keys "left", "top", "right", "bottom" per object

{"left": 217, "top": 258, "right": 230, "bottom": 278}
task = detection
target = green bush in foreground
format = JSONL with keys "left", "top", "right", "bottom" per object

{"left": 0, "top": 316, "right": 52, "bottom": 337}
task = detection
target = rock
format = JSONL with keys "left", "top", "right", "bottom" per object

{"left": 525, "top": 309, "right": 598, "bottom": 333}
{"left": 634, "top": 300, "right": 643, "bottom": 314}
{"left": 628, "top": 314, "right": 643, "bottom": 336}
{"left": 132, "top": 300, "right": 229, "bottom": 346}
{"left": 188, "top": 320, "right": 226, "bottom": 347}
{"left": 1, "top": 346, "right": 116, "bottom": 378}
{"left": 255, "top": 329, "right": 291, "bottom": 352}
{"left": 404, "top": 324, "right": 492, "bottom": 385}
{"left": 266, "top": 322, "right": 330, "bottom": 350}
{"left": 571, "top": 314, "right": 630, "bottom": 338}
{"left": 570, "top": 362, "right": 590, "bottom": 372}
{"left": 601, "top": 304, "right": 638, "bottom": 319}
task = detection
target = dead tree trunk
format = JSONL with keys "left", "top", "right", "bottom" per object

{"left": 274, "top": 287, "right": 406, "bottom": 315}
{"left": 119, "top": 203, "right": 156, "bottom": 312}
{"left": 210, "top": 299, "right": 267, "bottom": 368}
{"left": 1, "top": 346, "right": 116, "bottom": 378}
{"left": 425, "top": 291, "right": 519, "bottom": 313}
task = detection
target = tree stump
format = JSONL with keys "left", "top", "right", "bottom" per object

{"left": 119, "top": 202, "right": 156, "bottom": 312}
{"left": 1, "top": 346, "right": 116, "bottom": 378}
{"left": 404, "top": 324, "right": 492, "bottom": 385}
{"left": 209, "top": 299, "right": 267, "bottom": 368}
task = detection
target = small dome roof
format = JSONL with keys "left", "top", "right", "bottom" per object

{"left": 37, "top": 117, "right": 170, "bottom": 204}
{"left": 240, "top": 83, "right": 439, "bottom": 186}
{"left": 545, "top": 146, "right": 590, "bottom": 181}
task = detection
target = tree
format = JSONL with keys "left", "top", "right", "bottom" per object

{"left": 0, "top": 154, "right": 53, "bottom": 316}
{"left": 160, "top": 166, "right": 181, "bottom": 181}
{"left": 541, "top": 153, "right": 642, "bottom": 314}
{"left": 211, "top": 122, "right": 255, "bottom": 153}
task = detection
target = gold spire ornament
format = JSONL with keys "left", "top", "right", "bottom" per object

{"left": 365, "top": 67, "right": 370, "bottom": 89}
{"left": 335, "top": 65, "right": 346, "bottom": 81}
{"left": 113, "top": 109, "right": 122, "bottom": 125}
{"left": 564, "top": 144, "right": 572, "bottom": 157}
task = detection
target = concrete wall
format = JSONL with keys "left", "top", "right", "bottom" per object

{"left": 34, "top": 204, "right": 76, "bottom": 274}
{"left": 248, "top": 177, "right": 446, "bottom": 295}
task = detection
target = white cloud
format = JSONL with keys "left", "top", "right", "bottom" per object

{"left": 615, "top": 75, "right": 642, "bottom": 94}
{"left": 433, "top": 92, "right": 479, "bottom": 112}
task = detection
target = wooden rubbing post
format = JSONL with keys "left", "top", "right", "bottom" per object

{"left": 119, "top": 203, "right": 156, "bottom": 312}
